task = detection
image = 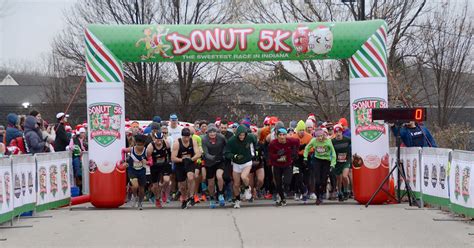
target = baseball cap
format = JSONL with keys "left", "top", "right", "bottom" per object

{"left": 79, "top": 127, "right": 86, "bottom": 133}
{"left": 170, "top": 114, "right": 178, "bottom": 120}
{"left": 277, "top": 128, "right": 288, "bottom": 135}
{"left": 181, "top": 128, "right": 191, "bottom": 136}
{"left": 56, "top": 112, "right": 70, "bottom": 119}
{"left": 152, "top": 116, "right": 162, "bottom": 123}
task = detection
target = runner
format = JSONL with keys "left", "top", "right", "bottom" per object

{"left": 331, "top": 124, "right": 351, "bottom": 201}
{"left": 249, "top": 127, "right": 264, "bottom": 200}
{"left": 171, "top": 128, "right": 201, "bottom": 209}
{"left": 201, "top": 124, "right": 227, "bottom": 208}
{"left": 121, "top": 134, "right": 148, "bottom": 210}
{"left": 219, "top": 120, "right": 234, "bottom": 202}
{"left": 268, "top": 128, "right": 299, "bottom": 206}
{"left": 189, "top": 126, "right": 206, "bottom": 203}
{"left": 168, "top": 114, "right": 183, "bottom": 144}
{"left": 304, "top": 128, "right": 336, "bottom": 205}
{"left": 224, "top": 125, "right": 258, "bottom": 209}
{"left": 146, "top": 132, "right": 171, "bottom": 208}
{"left": 291, "top": 120, "right": 313, "bottom": 203}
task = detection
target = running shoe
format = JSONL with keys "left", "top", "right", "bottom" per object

{"left": 338, "top": 192, "right": 344, "bottom": 202}
{"left": 309, "top": 193, "right": 317, "bottom": 200}
{"left": 264, "top": 193, "right": 273, "bottom": 200}
{"left": 218, "top": 194, "right": 226, "bottom": 207}
{"left": 302, "top": 193, "right": 308, "bottom": 203}
{"left": 155, "top": 199, "right": 163, "bottom": 208}
{"left": 281, "top": 199, "right": 287, "bottom": 206}
{"left": 201, "top": 194, "right": 207, "bottom": 202}
{"left": 343, "top": 192, "right": 349, "bottom": 201}
{"left": 181, "top": 200, "right": 188, "bottom": 209}
{"left": 209, "top": 200, "right": 216, "bottom": 209}
{"left": 294, "top": 193, "right": 301, "bottom": 201}
{"left": 275, "top": 200, "right": 282, "bottom": 207}
{"left": 233, "top": 200, "right": 241, "bottom": 209}
{"left": 138, "top": 201, "right": 143, "bottom": 210}
{"left": 316, "top": 198, "right": 322, "bottom": 205}
{"left": 129, "top": 195, "right": 137, "bottom": 208}
{"left": 194, "top": 194, "right": 200, "bottom": 204}
{"left": 244, "top": 187, "right": 252, "bottom": 200}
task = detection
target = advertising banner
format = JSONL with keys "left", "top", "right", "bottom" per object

{"left": 87, "top": 83, "right": 127, "bottom": 208}
{"left": 449, "top": 150, "right": 474, "bottom": 217}
{"left": 0, "top": 157, "right": 13, "bottom": 224}
{"left": 350, "top": 77, "right": 389, "bottom": 204}
{"left": 11, "top": 154, "right": 36, "bottom": 216}
{"left": 86, "top": 20, "right": 385, "bottom": 64}
{"left": 35, "top": 152, "right": 71, "bottom": 212}
{"left": 420, "top": 148, "right": 450, "bottom": 207}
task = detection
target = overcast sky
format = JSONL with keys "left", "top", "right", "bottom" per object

{"left": 0, "top": 0, "right": 77, "bottom": 67}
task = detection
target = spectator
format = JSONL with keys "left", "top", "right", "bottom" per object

{"left": 143, "top": 116, "right": 161, "bottom": 135}
{"left": 391, "top": 121, "right": 437, "bottom": 147}
{"left": 24, "top": 116, "right": 49, "bottom": 154}
{"left": 71, "top": 127, "right": 88, "bottom": 193}
{"left": 5, "top": 113, "right": 22, "bottom": 145}
{"left": 0, "top": 142, "right": 5, "bottom": 157}
{"left": 0, "top": 125, "right": 5, "bottom": 144}
{"left": 54, "top": 112, "right": 70, "bottom": 151}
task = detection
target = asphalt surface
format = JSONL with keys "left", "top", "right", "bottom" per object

{"left": 1, "top": 199, "right": 473, "bottom": 248}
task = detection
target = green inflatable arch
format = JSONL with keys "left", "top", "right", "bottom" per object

{"left": 85, "top": 20, "right": 390, "bottom": 207}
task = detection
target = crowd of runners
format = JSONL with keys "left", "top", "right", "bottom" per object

{"left": 122, "top": 114, "right": 353, "bottom": 210}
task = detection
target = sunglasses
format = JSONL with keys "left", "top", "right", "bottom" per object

{"left": 162, "top": 132, "right": 168, "bottom": 134}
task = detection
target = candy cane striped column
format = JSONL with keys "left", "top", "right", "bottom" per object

{"left": 349, "top": 22, "right": 390, "bottom": 205}
{"left": 85, "top": 29, "right": 124, "bottom": 83}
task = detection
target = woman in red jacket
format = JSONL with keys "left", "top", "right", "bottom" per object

{"left": 268, "top": 128, "right": 299, "bottom": 206}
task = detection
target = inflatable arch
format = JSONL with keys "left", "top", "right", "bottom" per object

{"left": 85, "top": 20, "right": 390, "bottom": 207}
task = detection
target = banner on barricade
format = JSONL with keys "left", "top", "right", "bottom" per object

{"left": 0, "top": 157, "right": 13, "bottom": 224}
{"left": 421, "top": 148, "right": 450, "bottom": 207}
{"left": 35, "top": 152, "right": 71, "bottom": 212}
{"left": 449, "top": 150, "right": 474, "bottom": 217}
{"left": 389, "top": 147, "right": 422, "bottom": 198}
{"left": 11, "top": 154, "right": 36, "bottom": 216}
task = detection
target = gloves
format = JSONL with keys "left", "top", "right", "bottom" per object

{"left": 233, "top": 154, "right": 244, "bottom": 162}
{"left": 182, "top": 157, "right": 193, "bottom": 164}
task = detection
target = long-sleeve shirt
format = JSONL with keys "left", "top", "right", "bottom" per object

{"left": 268, "top": 137, "right": 299, "bottom": 167}
{"left": 304, "top": 138, "right": 337, "bottom": 167}
{"left": 291, "top": 132, "right": 313, "bottom": 156}
{"left": 201, "top": 134, "right": 226, "bottom": 167}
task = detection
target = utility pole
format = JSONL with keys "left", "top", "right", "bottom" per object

{"left": 359, "top": 0, "right": 365, "bottom": 20}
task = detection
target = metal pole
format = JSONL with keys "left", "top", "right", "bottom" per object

{"left": 359, "top": 0, "right": 365, "bottom": 20}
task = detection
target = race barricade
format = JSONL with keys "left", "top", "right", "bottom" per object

{"left": 420, "top": 148, "right": 451, "bottom": 207}
{"left": 0, "top": 156, "right": 13, "bottom": 224}
{"left": 449, "top": 150, "right": 474, "bottom": 217}
{"left": 11, "top": 154, "right": 36, "bottom": 216}
{"left": 389, "top": 147, "right": 422, "bottom": 199}
{"left": 81, "top": 151, "right": 90, "bottom": 195}
{"left": 35, "top": 151, "right": 72, "bottom": 212}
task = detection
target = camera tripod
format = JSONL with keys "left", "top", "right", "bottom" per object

{"left": 365, "top": 122, "right": 420, "bottom": 208}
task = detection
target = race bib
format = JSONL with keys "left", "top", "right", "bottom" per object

{"left": 155, "top": 157, "right": 166, "bottom": 163}
{"left": 133, "top": 160, "right": 145, "bottom": 170}
{"left": 316, "top": 146, "right": 326, "bottom": 153}
{"left": 337, "top": 153, "right": 347, "bottom": 163}
{"left": 277, "top": 156, "right": 287, "bottom": 162}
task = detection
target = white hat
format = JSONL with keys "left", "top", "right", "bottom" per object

{"left": 56, "top": 112, "right": 70, "bottom": 119}
{"left": 79, "top": 127, "right": 86, "bottom": 133}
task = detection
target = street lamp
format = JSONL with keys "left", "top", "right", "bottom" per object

{"left": 22, "top": 102, "right": 30, "bottom": 109}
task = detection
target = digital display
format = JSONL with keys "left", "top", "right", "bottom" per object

{"left": 372, "top": 108, "right": 427, "bottom": 122}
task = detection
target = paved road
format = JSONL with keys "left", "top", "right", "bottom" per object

{"left": 1, "top": 200, "right": 473, "bottom": 247}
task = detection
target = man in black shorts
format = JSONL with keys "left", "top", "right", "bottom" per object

{"left": 202, "top": 124, "right": 227, "bottom": 208}
{"left": 146, "top": 132, "right": 171, "bottom": 208}
{"left": 171, "top": 128, "right": 201, "bottom": 209}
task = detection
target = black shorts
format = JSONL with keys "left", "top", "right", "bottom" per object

{"left": 127, "top": 167, "right": 147, "bottom": 187}
{"left": 205, "top": 162, "right": 225, "bottom": 180}
{"left": 175, "top": 160, "right": 196, "bottom": 182}
{"left": 251, "top": 160, "right": 264, "bottom": 173}
{"left": 150, "top": 163, "right": 172, "bottom": 183}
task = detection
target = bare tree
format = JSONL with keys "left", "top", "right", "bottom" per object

{"left": 52, "top": 0, "right": 239, "bottom": 121}
{"left": 414, "top": 1, "right": 473, "bottom": 128}
{"left": 236, "top": 0, "right": 428, "bottom": 121}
